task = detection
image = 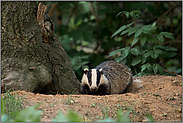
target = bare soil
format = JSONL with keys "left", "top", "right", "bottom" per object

{"left": 2, "top": 75, "right": 182, "bottom": 122}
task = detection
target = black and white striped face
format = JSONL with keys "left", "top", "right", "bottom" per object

{"left": 81, "top": 68, "right": 107, "bottom": 92}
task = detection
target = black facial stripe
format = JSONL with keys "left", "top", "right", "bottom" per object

{"left": 87, "top": 69, "right": 92, "bottom": 86}
{"left": 96, "top": 70, "right": 101, "bottom": 86}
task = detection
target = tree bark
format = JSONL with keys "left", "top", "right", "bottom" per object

{"left": 1, "top": 1, "right": 80, "bottom": 94}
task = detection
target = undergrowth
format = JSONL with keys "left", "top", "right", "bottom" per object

{"left": 1, "top": 89, "right": 26, "bottom": 120}
{"left": 1, "top": 90, "right": 154, "bottom": 122}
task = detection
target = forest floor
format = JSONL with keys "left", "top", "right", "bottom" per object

{"left": 2, "top": 75, "right": 182, "bottom": 122}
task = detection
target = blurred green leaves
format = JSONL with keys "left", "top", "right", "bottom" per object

{"left": 43, "top": 1, "right": 181, "bottom": 78}
{"left": 110, "top": 10, "right": 179, "bottom": 76}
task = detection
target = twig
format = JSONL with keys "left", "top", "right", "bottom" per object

{"left": 89, "top": 2, "right": 99, "bottom": 24}
{"left": 163, "top": 40, "right": 182, "bottom": 45}
{"left": 163, "top": 69, "right": 179, "bottom": 76}
{"left": 48, "top": 3, "right": 57, "bottom": 18}
{"left": 156, "top": 2, "right": 180, "bottom": 24}
{"left": 66, "top": 2, "right": 79, "bottom": 26}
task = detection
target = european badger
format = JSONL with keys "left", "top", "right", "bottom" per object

{"left": 79, "top": 61, "right": 142, "bottom": 95}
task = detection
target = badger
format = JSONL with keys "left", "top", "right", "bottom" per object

{"left": 79, "top": 61, "right": 141, "bottom": 95}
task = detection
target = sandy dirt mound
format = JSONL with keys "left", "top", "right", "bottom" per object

{"left": 2, "top": 75, "right": 182, "bottom": 122}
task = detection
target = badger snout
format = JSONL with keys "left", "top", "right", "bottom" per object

{"left": 90, "top": 86, "right": 98, "bottom": 91}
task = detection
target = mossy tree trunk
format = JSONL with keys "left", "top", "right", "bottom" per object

{"left": 1, "top": 1, "right": 80, "bottom": 94}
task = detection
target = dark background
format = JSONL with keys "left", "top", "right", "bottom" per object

{"left": 42, "top": 1, "right": 182, "bottom": 80}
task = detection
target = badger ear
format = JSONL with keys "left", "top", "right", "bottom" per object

{"left": 99, "top": 68, "right": 103, "bottom": 74}
{"left": 83, "top": 68, "right": 89, "bottom": 74}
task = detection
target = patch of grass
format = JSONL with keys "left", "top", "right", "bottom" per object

{"left": 61, "top": 94, "right": 75, "bottom": 105}
{"left": 2, "top": 89, "right": 26, "bottom": 119}
{"left": 2, "top": 98, "right": 155, "bottom": 122}
{"left": 99, "top": 96, "right": 110, "bottom": 119}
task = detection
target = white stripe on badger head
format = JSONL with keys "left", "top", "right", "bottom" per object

{"left": 81, "top": 72, "right": 89, "bottom": 86}
{"left": 91, "top": 69, "right": 97, "bottom": 87}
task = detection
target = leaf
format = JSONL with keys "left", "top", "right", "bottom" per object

{"left": 157, "top": 64, "right": 164, "bottom": 74}
{"left": 121, "top": 22, "right": 135, "bottom": 36}
{"left": 67, "top": 110, "right": 81, "bottom": 122}
{"left": 97, "top": 117, "right": 115, "bottom": 122}
{"left": 121, "top": 47, "right": 130, "bottom": 59}
{"left": 153, "top": 45, "right": 166, "bottom": 50}
{"left": 116, "top": 110, "right": 130, "bottom": 122}
{"left": 141, "top": 56, "right": 146, "bottom": 64}
{"left": 152, "top": 21, "right": 156, "bottom": 28}
{"left": 131, "top": 56, "right": 141, "bottom": 66}
{"left": 147, "top": 63, "right": 153, "bottom": 72}
{"left": 115, "top": 56, "right": 123, "bottom": 62}
{"left": 111, "top": 25, "right": 127, "bottom": 38}
{"left": 140, "top": 35, "right": 147, "bottom": 46}
{"left": 160, "top": 32, "right": 174, "bottom": 40}
{"left": 142, "top": 25, "right": 151, "bottom": 33}
{"left": 145, "top": 114, "right": 155, "bottom": 122}
{"left": 14, "top": 104, "right": 42, "bottom": 122}
{"left": 135, "top": 28, "right": 143, "bottom": 38}
{"left": 52, "top": 111, "right": 69, "bottom": 122}
{"left": 160, "top": 51, "right": 177, "bottom": 58}
{"left": 120, "top": 29, "right": 131, "bottom": 36}
{"left": 1, "top": 99, "right": 5, "bottom": 116}
{"left": 141, "top": 64, "right": 147, "bottom": 72}
{"left": 130, "top": 48, "right": 139, "bottom": 55}
{"left": 116, "top": 11, "right": 124, "bottom": 17}
{"left": 131, "top": 37, "right": 139, "bottom": 47}
{"left": 164, "top": 46, "right": 178, "bottom": 51}
{"left": 125, "top": 12, "right": 130, "bottom": 18}
{"left": 157, "top": 34, "right": 164, "bottom": 43}
{"left": 154, "top": 49, "right": 164, "bottom": 55}
{"left": 153, "top": 64, "right": 158, "bottom": 74}
{"left": 151, "top": 52, "right": 159, "bottom": 59}
{"left": 108, "top": 48, "right": 124, "bottom": 57}
{"left": 127, "top": 27, "right": 138, "bottom": 36}
{"left": 144, "top": 50, "right": 153, "bottom": 58}
{"left": 126, "top": 22, "right": 134, "bottom": 27}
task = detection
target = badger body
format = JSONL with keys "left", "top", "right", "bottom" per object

{"left": 79, "top": 61, "right": 133, "bottom": 95}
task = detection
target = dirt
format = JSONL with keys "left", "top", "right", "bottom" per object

{"left": 2, "top": 75, "right": 182, "bottom": 122}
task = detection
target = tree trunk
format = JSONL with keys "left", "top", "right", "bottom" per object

{"left": 1, "top": 1, "right": 80, "bottom": 94}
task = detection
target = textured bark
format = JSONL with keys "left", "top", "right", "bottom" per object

{"left": 1, "top": 1, "right": 80, "bottom": 94}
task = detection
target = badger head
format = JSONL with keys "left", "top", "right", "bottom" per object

{"left": 80, "top": 68, "right": 109, "bottom": 95}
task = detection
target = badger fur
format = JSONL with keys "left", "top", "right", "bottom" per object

{"left": 79, "top": 61, "right": 136, "bottom": 95}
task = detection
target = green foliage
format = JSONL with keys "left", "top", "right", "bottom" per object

{"left": 145, "top": 113, "right": 155, "bottom": 122}
{"left": 42, "top": 1, "right": 181, "bottom": 78}
{"left": 14, "top": 103, "right": 42, "bottom": 122}
{"left": 1, "top": 89, "right": 25, "bottom": 120}
{"left": 110, "top": 10, "right": 179, "bottom": 76}
{"left": 1, "top": 99, "right": 42, "bottom": 122}
{"left": 2, "top": 99, "right": 154, "bottom": 122}
{"left": 52, "top": 110, "right": 82, "bottom": 122}
{"left": 52, "top": 109, "right": 131, "bottom": 122}
{"left": 116, "top": 110, "right": 130, "bottom": 122}
{"left": 61, "top": 94, "right": 75, "bottom": 105}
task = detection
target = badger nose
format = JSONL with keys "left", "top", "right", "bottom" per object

{"left": 90, "top": 86, "right": 98, "bottom": 91}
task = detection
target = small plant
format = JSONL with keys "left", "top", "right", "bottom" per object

{"left": 91, "top": 103, "right": 96, "bottom": 107}
{"left": 1, "top": 101, "right": 42, "bottom": 122}
{"left": 52, "top": 109, "right": 82, "bottom": 122}
{"left": 61, "top": 94, "right": 75, "bottom": 105}
{"left": 110, "top": 10, "right": 178, "bottom": 76}
{"left": 99, "top": 96, "right": 110, "bottom": 119}
{"left": 145, "top": 113, "right": 155, "bottom": 122}
{"left": 2, "top": 89, "right": 26, "bottom": 120}
{"left": 2, "top": 99, "right": 154, "bottom": 122}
